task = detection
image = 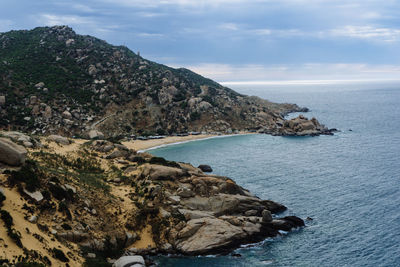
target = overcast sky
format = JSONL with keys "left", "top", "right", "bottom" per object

{"left": 2, "top": 0, "right": 400, "bottom": 84}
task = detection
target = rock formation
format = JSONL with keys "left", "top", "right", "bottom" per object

{"left": 0, "top": 131, "right": 306, "bottom": 265}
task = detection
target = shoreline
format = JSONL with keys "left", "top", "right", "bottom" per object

{"left": 122, "top": 133, "right": 252, "bottom": 152}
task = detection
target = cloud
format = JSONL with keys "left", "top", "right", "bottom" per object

{"left": 71, "top": 4, "right": 96, "bottom": 13}
{"left": 137, "top": 32, "right": 165, "bottom": 38}
{"left": 37, "top": 14, "right": 94, "bottom": 26}
{"left": 180, "top": 63, "right": 400, "bottom": 83}
{"left": 330, "top": 25, "right": 400, "bottom": 42}
{"left": 218, "top": 23, "right": 239, "bottom": 31}
{"left": 100, "top": 0, "right": 264, "bottom": 8}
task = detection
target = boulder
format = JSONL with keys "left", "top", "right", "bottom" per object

{"left": 47, "top": 135, "right": 70, "bottom": 145}
{"left": 178, "top": 209, "right": 214, "bottom": 220}
{"left": 88, "top": 65, "right": 97, "bottom": 76}
{"left": 34, "top": 82, "right": 44, "bottom": 89}
{"left": 23, "top": 189, "right": 43, "bottom": 202}
{"left": 175, "top": 217, "right": 246, "bottom": 254}
{"left": 181, "top": 193, "right": 270, "bottom": 216}
{"left": 28, "top": 215, "right": 38, "bottom": 223}
{"left": 113, "top": 256, "right": 145, "bottom": 267}
{"left": 29, "top": 95, "right": 37, "bottom": 105}
{"left": 105, "top": 150, "right": 128, "bottom": 159}
{"left": 198, "top": 164, "right": 213, "bottom": 172}
{"left": 88, "top": 130, "right": 105, "bottom": 140}
{"left": 0, "top": 138, "right": 27, "bottom": 166}
{"left": 43, "top": 106, "right": 52, "bottom": 119}
{"left": 62, "top": 111, "right": 72, "bottom": 119}
{"left": 262, "top": 209, "right": 272, "bottom": 222}
{"left": 139, "top": 164, "right": 185, "bottom": 180}
{"left": 271, "top": 216, "right": 305, "bottom": 231}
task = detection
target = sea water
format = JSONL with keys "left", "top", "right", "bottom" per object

{"left": 150, "top": 82, "right": 400, "bottom": 267}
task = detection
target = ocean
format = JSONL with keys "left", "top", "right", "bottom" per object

{"left": 150, "top": 82, "right": 400, "bottom": 267}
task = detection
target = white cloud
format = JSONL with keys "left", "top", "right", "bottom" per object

{"left": 38, "top": 14, "right": 94, "bottom": 26}
{"left": 252, "top": 28, "right": 272, "bottom": 36}
{"left": 100, "top": 0, "right": 266, "bottom": 8}
{"left": 71, "top": 4, "right": 96, "bottom": 13}
{"left": 137, "top": 32, "right": 165, "bottom": 38}
{"left": 219, "top": 23, "right": 239, "bottom": 31}
{"left": 178, "top": 63, "right": 400, "bottom": 83}
{"left": 330, "top": 26, "right": 400, "bottom": 42}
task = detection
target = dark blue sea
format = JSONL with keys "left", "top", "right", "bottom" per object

{"left": 150, "top": 82, "right": 400, "bottom": 267}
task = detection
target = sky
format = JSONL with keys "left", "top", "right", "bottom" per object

{"left": 1, "top": 0, "right": 400, "bottom": 84}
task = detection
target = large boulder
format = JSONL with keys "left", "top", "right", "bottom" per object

{"left": 270, "top": 216, "right": 305, "bottom": 231}
{"left": 113, "top": 255, "right": 145, "bottom": 267}
{"left": 88, "top": 130, "right": 105, "bottom": 140}
{"left": 181, "top": 193, "right": 282, "bottom": 216}
{"left": 198, "top": 164, "right": 213, "bottom": 172}
{"left": 47, "top": 135, "right": 70, "bottom": 145}
{"left": 0, "top": 138, "right": 27, "bottom": 166}
{"left": 175, "top": 217, "right": 246, "bottom": 254}
{"left": 138, "top": 164, "right": 185, "bottom": 180}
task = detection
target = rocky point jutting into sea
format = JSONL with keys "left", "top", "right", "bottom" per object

{"left": 0, "top": 26, "right": 333, "bottom": 266}
{"left": 0, "top": 131, "right": 305, "bottom": 265}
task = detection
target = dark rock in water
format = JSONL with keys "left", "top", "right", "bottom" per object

{"left": 232, "top": 253, "right": 242, "bottom": 258}
{"left": 198, "top": 164, "right": 213, "bottom": 172}
{"left": 270, "top": 216, "right": 305, "bottom": 232}
{"left": 306, "top": 217, "right": 314, "bottom": 221}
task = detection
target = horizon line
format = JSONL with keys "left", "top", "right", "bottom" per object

{"left": 220, "top": 79, "right": 400, "bottom": 86}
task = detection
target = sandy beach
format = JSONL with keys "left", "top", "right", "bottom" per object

{"left": 122, "top": 134, "right": 218, "bottom": 151}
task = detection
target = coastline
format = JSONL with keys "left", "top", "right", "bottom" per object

{"left": 122, "top": 133, "right": 252, "bottom": 152}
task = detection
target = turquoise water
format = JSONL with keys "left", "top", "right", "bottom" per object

{"left": 150, "top": 83, "right": 400, "bottom": 267}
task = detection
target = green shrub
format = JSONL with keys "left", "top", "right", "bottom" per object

{"left": 148, "top": 157, "right": 180, "bottom": 168}
{"left": 9, "top": 160, "right": 40, "bottom": 192}
{"left": 15, "top": 261, "right": 46, "bottom": 267}
{"left": 0, "top": 210, "right": 13, "bottom": 228}
{"left": 7, "top": 228, "right": 23, "bottom": 248}
{"left": 83, "top": 258, "right": 112, "bottom": 267}
{"left": 52, "top": 248, "right": 69, "bottom": 262}
{"left": 0, "top": 191, "right": 5, "bottom": 207}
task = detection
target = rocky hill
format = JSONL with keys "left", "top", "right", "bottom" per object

{"left": 0, "top": 132, "right": 305, "bottom": 266}
{"left": 0, "top": 26, "right": 315, "bottom": 138}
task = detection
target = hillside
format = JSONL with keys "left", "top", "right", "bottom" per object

{"left": 0, "top": 26, "right": 309, "bottom": 138}
{"left": 0, "top": 132, "right": 304, "bottom": 266}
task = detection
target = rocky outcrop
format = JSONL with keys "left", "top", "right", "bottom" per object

{"left": 0, "top": 136, "right": 305, "bottom": 262}
{"left": 0, "top": 137, "right": 27, "bottom": 166}
{"left": 264, "top": 115, "right": 336, "bottom": 136}
{"left": 0, "top": 131, "right": 40, "bottom": 148}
